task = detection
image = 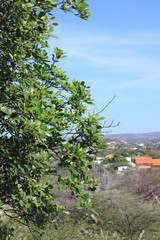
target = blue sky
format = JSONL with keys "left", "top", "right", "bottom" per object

{"left": 48, "top": 0, "right": 160, "bottom": 134}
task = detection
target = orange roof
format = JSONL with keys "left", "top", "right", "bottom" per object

{"left": 105, "top": 154, "right": 123, "bottom": 158}
{"left": 135, "top": 157, "right": 160, "bottom": 167}
{"left": 151, "top": 159, "right": 160, "bottom": 166}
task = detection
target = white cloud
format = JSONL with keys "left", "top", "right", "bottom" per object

{"left": 49, "top": 26, "right": 160, "bottom": 93}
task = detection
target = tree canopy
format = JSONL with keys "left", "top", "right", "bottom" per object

{"left": 0, "top": 0, "right": 105, "bottom": 237}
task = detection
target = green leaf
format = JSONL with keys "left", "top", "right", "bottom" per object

{"left": 1, "top": 107, "right": 11, "bottom": 115}
{"left": 98, "top": 116, "right": 105, "bottom": 121}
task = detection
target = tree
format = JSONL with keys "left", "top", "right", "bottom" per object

{"left": 0, "top": 0, "right": 105, "bottom": 237}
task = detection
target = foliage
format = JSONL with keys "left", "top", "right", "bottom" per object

{"left": 4, "top": 168, "right": 160, "bottom": 240}
{"left": 0, "top": 222, "right": 14, "bottom": 240}
{"left": 0, "top": 0, "right": 106, "bottom": 236}
{"left": 103, "top": 155, "right": 130, "bottom": 172}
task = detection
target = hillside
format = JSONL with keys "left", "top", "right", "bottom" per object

{"left": 105, "top": 132, "right": 160, "bottom": 140}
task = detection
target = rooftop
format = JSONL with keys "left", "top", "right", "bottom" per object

{"left": 135, "top": 157, "right": 160, "bottom": 167}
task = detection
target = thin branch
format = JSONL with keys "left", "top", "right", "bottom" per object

{"left": 103, "top": 120, "right": 120, "bottom": 128}
{"left": 4, "top": 210, "right": 29, "bottom": 227}
{"left": 95, "top": 95, "right": 116, "bottom": 116}
{"left": 62, "top": 126, "right": 77, "bottom": 139}
{"left": 0, "top": 117, "right": 19, "bottom": 130}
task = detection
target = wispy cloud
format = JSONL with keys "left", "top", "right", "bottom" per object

{"left": 65, "top": 47, "right": 160, "bottom": 72}
{"left": 50, "top": 28, "right": 160, "bottom": 91}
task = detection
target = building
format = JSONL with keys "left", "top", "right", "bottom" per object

{"left": 105, "top": 154, "right": 123, "bottom": 159}
{"left": 135, "top": 157, "right": 160, "bottom": 169}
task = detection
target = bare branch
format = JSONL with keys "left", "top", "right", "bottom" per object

{"left": 95, "top": 95, "right": 116, "bottom": 116}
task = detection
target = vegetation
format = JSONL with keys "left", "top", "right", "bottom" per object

{"left": 1, "top": 0, "right": 160, "bottom": 239}
{"left": 103, "top": 155, "right": 130, "bottom": 173}
{"left": 3, "top": 166, "right": 160, "bottom": 239}
{"left": 0, "top": 0, "right": 106, "bottom": 238}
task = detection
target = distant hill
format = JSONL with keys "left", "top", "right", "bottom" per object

{"left": 105, "top": 132, "right": 160, "bottom": 140}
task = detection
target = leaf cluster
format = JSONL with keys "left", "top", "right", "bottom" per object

{"left": 0, "top": 0, "right": 105, "bottom": 236}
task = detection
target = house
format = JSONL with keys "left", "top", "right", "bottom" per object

{"left": 96, "top": 156, "right": 105, "bottom": 161}
{"left": 105, "top": 154, "right": 123, "bottom": 159}
{"left": 126, "top": 157, "right": 136, "bottom": 167}
{"left": 117, "top": 166, "right": 128, "bottom": 172}
{"left": 117, "top": 166, "right": 130, "bottom": 175}
{"left": 107, "top": 141, "right": 117, "bottom": 148}
{"left": 126, "top": 157, "right": 132, "bottom": 163}
{"left": 138, "top": 143, "right": 144, "bottom": 147}
{"left": 93, "top": 156, "right": 105, "bottom": 164}
{"left": 135, "top": 157, "right": 160, "bottom": 169}
{"left": 130, "top": 147, "right": 138, "bottom": 150}
{"left": 93, "top": 160, "right": 103, "bottom": 165}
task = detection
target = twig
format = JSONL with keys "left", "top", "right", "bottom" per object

{"left": 95, "top": 95, "right": 116, "bottom": 116}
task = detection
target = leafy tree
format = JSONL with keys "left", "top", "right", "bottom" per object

{"left": 0, "top": 0, "right": 105, "bottom": 237}
{"left": 104, "top": 155, "right": 130, "bottom": 173}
